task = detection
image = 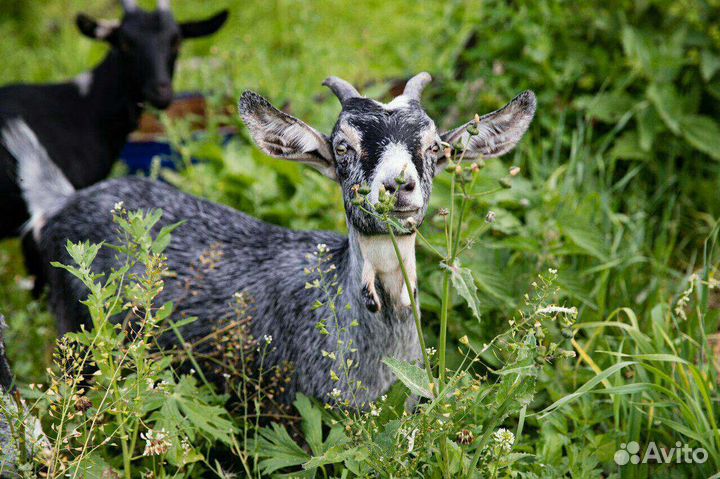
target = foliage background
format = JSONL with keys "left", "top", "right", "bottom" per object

{"left": 1, "top": 0, "right": 720, "bottom": 477}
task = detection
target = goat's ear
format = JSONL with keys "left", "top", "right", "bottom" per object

{"left": 76, "top": 14, "right": 120, "bottom": 42}
{"left": 436, "top": 91, "right": 536, "bottom": 175}
{"left": 180, "top": 10, "right": 229, "bottom": 39}
{"left": 239, "top": 91, "right": 337, "bottom": 181}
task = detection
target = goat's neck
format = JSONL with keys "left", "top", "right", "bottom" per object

{"left": 347, "top": 227, "right": 417, "bottom": 312}
{"left": 76, "top": 50, "right": 144, "bottom": 134}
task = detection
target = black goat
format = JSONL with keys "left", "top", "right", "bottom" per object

{"left": 0, "top": 0, "right": 228, "bottom": 290}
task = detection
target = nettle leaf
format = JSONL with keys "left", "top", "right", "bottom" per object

{"left": 647, "top": 83, "right": 684, "bottom": 134}
{"left": 701, "top": 49, "right": 720, "bottom": 82}
{"left": 442, "top": 260, "right": 481, "bottom": 321}
{"left": 575, "top": 91, "right": 635, "bottom": 123}
{"left": 636, "top": 106, "right": 664, "bottom": 152}
{"left": 383, "top": 357, "right": 433, "bottom": 399}
{"left": 678, "top": 115, "right": 720, "bottom": 161}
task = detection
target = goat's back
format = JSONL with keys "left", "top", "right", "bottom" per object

{"left": 40, "top": 176, "right": 345, "bottom": 346}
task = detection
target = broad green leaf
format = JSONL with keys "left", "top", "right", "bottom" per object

{"left": 622, "top": 26, "right": 652, "bottom": 74}
{"left": 303, "top": 445, "right": 364, "bottom": 470}
{"left": 647, "top": 83, "right": 683, "bottom": 134}
{"left": 701, "top": 49, "right": 720, "bottom": 82}
{"left": 152, "top": 220, "right": 186, "bottom": 254}
{"left": 636, "top": 106, "right": 663, "bottom": 152}
{"left": 444, "top": 260, "right": 481, "bottom": 320}
{"left": 294, "top": 394, "right": 323, "bottom": 456}
{"left": 575, "top": 91, "right": 635, "bottom": 123}
{"left": 382, "top": 357, "right": 433, "bottom": 399}
{"left": 678, "top": 115, "right": 720, "bottom": 161}
{"left": 610, "top": 131, "right": 649, "bottom": 161}
{"left": 559, "top": 222, "right": 608, "bottom": 262}
{"left": 255, "top": 423, "right": 309, "bottom": 474}
{"left": 377, "top": 381, "right": 410, "bottom": 424}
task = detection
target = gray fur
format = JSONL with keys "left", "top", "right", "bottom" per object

{"left": 37, "top": 178, "right": 420, "bottom": 405}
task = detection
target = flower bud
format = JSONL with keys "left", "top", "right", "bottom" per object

{"left": 454, "top": 164, "right": 463, "bottom": 176}
{"left": 485, "top": 211, "right": 496, "bottom": 223}
{"left": 452, "top": 141, "right": 465, "bottom": 152}
{"left": 509, "top": 166, "right": 521, "bottom": 177}
{"left": 438, "top": 208, "right": 449, "bottom": 217}
{"left": 359, "top": 183, "right": 371, "bottom": 195}
{"left": 466, "top": 124, "right": 479, "bottom": 136}
{"left": 445, "top": 161, "right": 457, "bottom": 173}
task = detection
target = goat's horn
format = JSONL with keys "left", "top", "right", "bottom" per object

{"left": 322, "top": 76, "right": 361, "bottom": 103}
{"left": 402, "top": 72, "right": 432, "bottom": 101}
{"left": 157, "top": 0, "right": 171, "bottom": 10}
{"left": 120, "top": 0, "right": 137, "bottom": 12}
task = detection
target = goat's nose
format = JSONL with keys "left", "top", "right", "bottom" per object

{"left": 155, "top": 82, "right": 172, "bottom": 98}
{"left": 382, "top": 180, "right": 397, "bottom": 195}
{"left": 382, "top": 178, "right": 416, "bottom": 196}
{"left": 402, "top": 178, "right": 416, "bottom": 192}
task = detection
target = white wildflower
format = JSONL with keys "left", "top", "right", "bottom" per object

{"left": 263, "top": 334, "right": 273, "bottom": 344}
{"left": 493, "top": 428, "right": 514, "bottom": 453}
{"left": 142, "top": 428, "right": 171, "bottom": 456}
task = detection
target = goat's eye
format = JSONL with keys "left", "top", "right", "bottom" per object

{"left": 428, "top": 143, "right": 440, "bottom": 155}
{"left": 335, "top": 143, "right": 348, "bottom": 156}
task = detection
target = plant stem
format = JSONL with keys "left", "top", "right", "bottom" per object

{"left": 438, "top": 173, "right": 457, "bottom": 388}
{"left": 387, "top": 227, "right": 434, "bottom": 387}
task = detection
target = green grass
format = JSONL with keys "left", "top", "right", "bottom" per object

{"left": 1, "top": 0, "right": 720, "bottom": 477}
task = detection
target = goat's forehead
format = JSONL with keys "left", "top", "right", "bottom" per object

{"left": 122, "top": 10, "right": 177, "bottom": 33}
{"left": 334, "top": 99, "right": 435, "bottom": 148}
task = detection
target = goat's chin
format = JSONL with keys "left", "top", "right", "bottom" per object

{"left": 146, "top": 96, "right": 173, "bottom": 110}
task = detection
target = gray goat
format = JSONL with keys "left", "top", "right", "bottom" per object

{"left": 1, "top": 73, "right": 535, "bottom": 404}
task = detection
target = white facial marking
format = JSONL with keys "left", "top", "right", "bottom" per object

{"left": 338, "top": 121, "right": 362, "bottom": 151}
{"left": 368, "top": 142, "right": 422, "bottom": 208}
{"left": 74, "top": 72, "right": 93, "bottom": 97}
